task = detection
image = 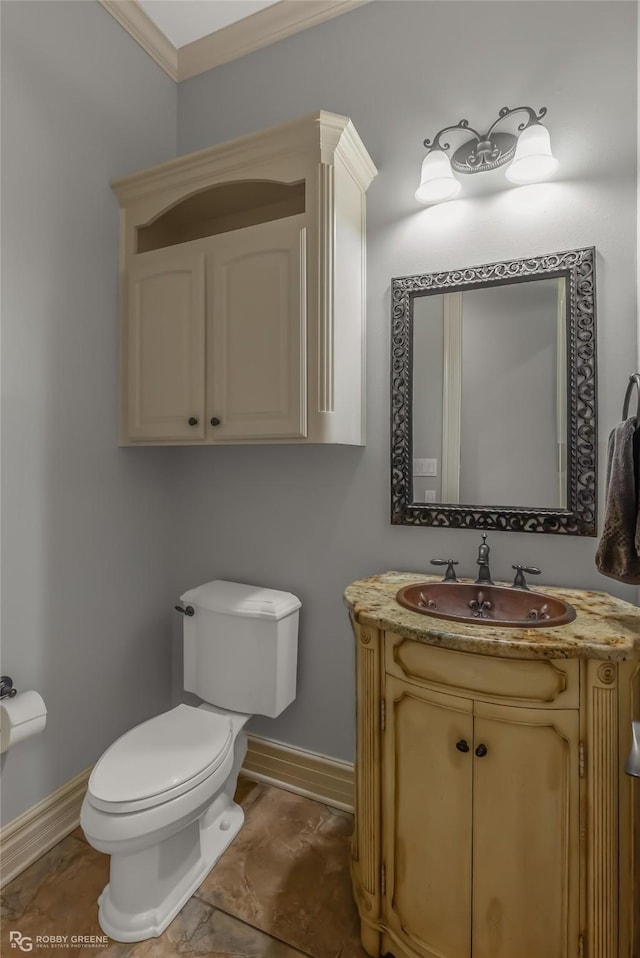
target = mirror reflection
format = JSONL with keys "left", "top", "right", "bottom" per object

{"left": 412, "top": 278, "right": 567, "bottom": 509}
{"left": 390, "top": 246, "right": 597, "bottom": 536}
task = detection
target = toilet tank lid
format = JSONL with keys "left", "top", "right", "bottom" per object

{"left": 180, "top": 580, "right": 301, "bottom": 620}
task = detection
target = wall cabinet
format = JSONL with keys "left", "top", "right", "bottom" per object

{"left": 351, "top": 625, "right": 640, "bottom": 958}
{"left": 112, "top": 112, "right": 377, "bottom": 445}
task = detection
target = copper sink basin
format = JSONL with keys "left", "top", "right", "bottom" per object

{"left": 396, "top": 582, "right": 576, "bottom": 629}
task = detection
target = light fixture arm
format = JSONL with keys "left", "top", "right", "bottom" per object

{"left": 486, "top": 105, "right": 548, "bottom": 138}
{"left": 423, "top": 119, "right": 483, "bottom": 152}
{"left": 421, "top": 105, "right": 550, "bottom": 175}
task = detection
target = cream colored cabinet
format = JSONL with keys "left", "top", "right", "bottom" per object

{"left": 112, "top": 112, "right": 377, "bottom": 445}
{"left": 127, "top": 247, "right": 206, "bottom": 441}
{"left": 383, "top": 680, "right": 473, "bottom": 958}
{"left": 351, "top": 624, "right": 640, "bottom": 958}
{"left": 127, "top": 218, "right": 306, "bottom": 442}
{"left": 383, "top": 676, "right": 580, "bottom": 958}
{"left": 206, "top": 217, "right": 306, "bottom": 441}
{"left": 471, "top": 703, "right": 580, "bottom": 958}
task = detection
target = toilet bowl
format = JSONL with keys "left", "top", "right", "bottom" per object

{"left": 81, "top": 703, "right": 249, "bottom": 941}
{"left": 81, "top": 581, "right": 300, "bottom": 943}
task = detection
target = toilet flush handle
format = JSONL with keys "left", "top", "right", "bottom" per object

{"left": 174, "top": 605, "right": 195, "bottom": 617}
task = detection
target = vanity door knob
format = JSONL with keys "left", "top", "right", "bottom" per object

{"left": 210, "top": 417, "right": 221, "bottom": 427}
{"left": 475, "top": 744, "right": 488, "bottom": 758}
{"left": 188, "top": 417, "right": 199, "bottom": 426}
{"left": 455, "top": 740, "right": 470, "bottom": 753}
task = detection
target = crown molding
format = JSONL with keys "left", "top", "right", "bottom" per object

{"left": 99, "top": 0, "right": 178, "bottom": 80}
{"left": 100, "top": 1, "right": 369, "bottom": 83}
{"left": 178, "top": 0, "right": 370, "bottom": 81}
{"left": 319, "top": 111, "right": 378, "bottom": 190}
{"left": 110, "top": 111, "right": 377, "bottom": 204}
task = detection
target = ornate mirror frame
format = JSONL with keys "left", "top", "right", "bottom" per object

{"left": 391, "top": 246, "right": 597, "bottom": 535}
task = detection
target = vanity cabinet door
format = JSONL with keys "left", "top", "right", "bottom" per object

{"left": 206, "top": 218, "right": 307, "bottom": 441}
{"left": 125, "top": 248, "right": 206, "bottom": 441}
{"left": 384, "top": 677, "right": 473, "bottom": 958}
{"left": 471, "top": 703, "right": 580, "bottom": 958}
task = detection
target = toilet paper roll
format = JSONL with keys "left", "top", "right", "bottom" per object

{"left": 0, "top": 691, "right": 47, "bottom": 753}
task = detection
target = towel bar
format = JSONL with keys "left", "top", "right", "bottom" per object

{"left": 622, "top": 373, "right": 640, "bottom": 420}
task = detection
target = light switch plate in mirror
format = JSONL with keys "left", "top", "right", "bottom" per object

{"left": 390, "top": 247, "right": 597, "bottom": 536}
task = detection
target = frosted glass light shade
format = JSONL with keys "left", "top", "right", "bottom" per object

{"left": 415, "top": 150, "right": 461, "bottom": 204}
{"left": 505, "top": 123, "right": 559, "bottom": 184}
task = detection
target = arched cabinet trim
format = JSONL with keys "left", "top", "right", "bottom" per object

{"left": 136, "top": 179, "right": 306, "bottom": 253}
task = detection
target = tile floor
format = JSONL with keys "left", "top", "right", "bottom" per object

{"left": 1, "top": 781, "right": 367, "bottom": 958}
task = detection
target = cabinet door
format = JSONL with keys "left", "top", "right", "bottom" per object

{"left": 126, "top": 249, "right": 205, "bottom": 441}
{"left": 472, "top": 703, "right": 580, "bottom": 958}
{"left": 384, "top": 677, "right": 473, "bottom": 958}
{"left": 208, "top": 218, "right": 307, "bottom": 440}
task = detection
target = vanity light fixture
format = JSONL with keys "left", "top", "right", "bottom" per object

{"left": 415, "top": 106, "right": 559, "bottom": 205}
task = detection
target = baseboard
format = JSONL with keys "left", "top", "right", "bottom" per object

{"left": 0, "top": 736, "right": 354, "bottom": 886}
{"left": 0, "top": 766, "right": 92, "bottom": 888}
{"left": 243, "top": 735, "right": 354, "bottom": 812}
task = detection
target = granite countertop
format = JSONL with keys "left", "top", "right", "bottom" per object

{"left": 344, "top": 572, "right": 640, "bottom": 661}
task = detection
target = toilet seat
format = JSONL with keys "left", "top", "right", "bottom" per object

{"left": 87, "top": 705, "right": 233, "bottom": 814}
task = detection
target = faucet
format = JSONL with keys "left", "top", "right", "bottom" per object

{"left": 475, "top": 534, "right": 494, "bottom": 585}
{"left": 430, "top": 535, "right": 544, "bottom": 590}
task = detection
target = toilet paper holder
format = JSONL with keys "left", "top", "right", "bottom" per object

{"left": 0, "top": 676, "right": 18, "bottom": 700}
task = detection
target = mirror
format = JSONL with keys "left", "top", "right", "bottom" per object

{"left": 391, "top": 247, "right": 597, "bottom": 535}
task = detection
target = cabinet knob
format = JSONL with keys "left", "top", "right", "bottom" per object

{"left": 455, "top": 740, "right": 470, "bottom": 753}
{"left": 210, "top": 417, "right": 221, "bottom": 427}
{"left": 188, "top": 417, "right": 199, "bottom": 426}
{"left": 475, "top": 744, "right": 488, "bottom": 758}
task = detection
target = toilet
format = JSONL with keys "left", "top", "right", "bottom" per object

{"left": 80, "top": 580, "right": 300, "bottom": 943}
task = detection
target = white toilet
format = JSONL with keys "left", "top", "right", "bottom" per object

{"left": 81, "top": 580, "right": 300, "bottom": 943}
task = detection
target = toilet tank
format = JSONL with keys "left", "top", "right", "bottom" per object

{"left": 180, "top": 581, "right": 300, "bottom": 718}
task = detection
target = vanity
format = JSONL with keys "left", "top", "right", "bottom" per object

{"left": 345, "top": 572, "right": 640, "bottom": 958}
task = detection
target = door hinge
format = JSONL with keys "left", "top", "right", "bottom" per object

{"left": 578, "top": 932, "right": 585, "bottom": 958}
{"left": 381, "top": 698, "right": 386, "bottom": 732}
{"left": 381, "top": 863, "right": 386, "bottom": 897}
{"left": 579, "top": 741, "right": 586, "bottom": 778}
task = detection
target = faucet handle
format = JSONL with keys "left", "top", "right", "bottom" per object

{"left": 512, "top": 565, "right": 541, "bottom": 590}
{"left": 431, "top": 559, "right": 459, "bottom": 582}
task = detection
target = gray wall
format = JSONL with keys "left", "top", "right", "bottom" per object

{"left": 174, "top": 1, "right": 638, "bottom": 762}
{"left": 0, "top": 1, "right": 177, "bottom": 824}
